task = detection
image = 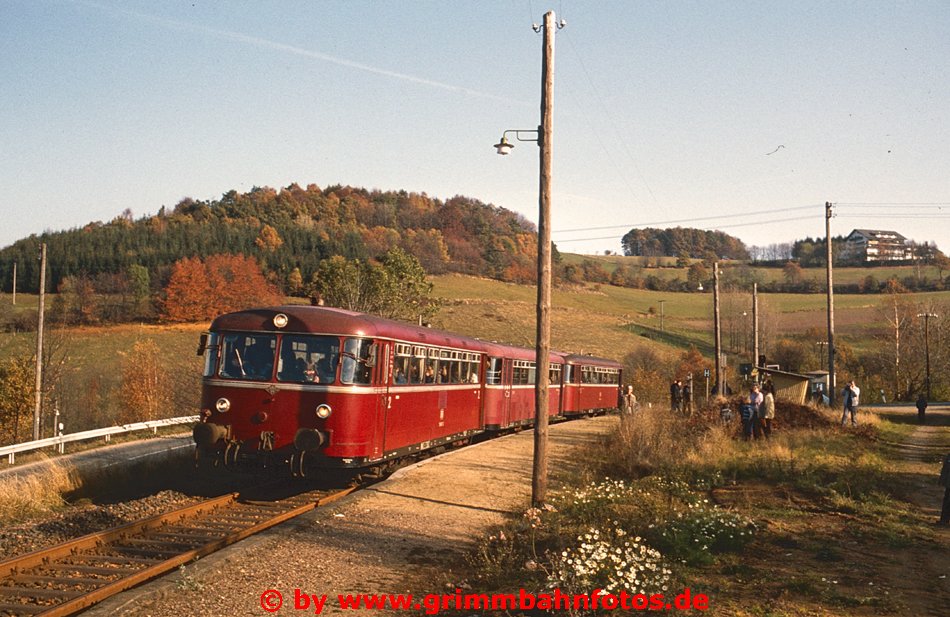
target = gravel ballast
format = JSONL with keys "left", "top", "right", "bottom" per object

{"left": 84, "top": 415, "right": 618, "bottom": 616}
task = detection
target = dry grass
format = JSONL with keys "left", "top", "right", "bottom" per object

{"left": 0, "top": 456, "right": 76, "bottom": 524}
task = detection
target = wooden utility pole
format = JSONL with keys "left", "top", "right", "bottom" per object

{"left": 752, "top": 283, "right": 759, "bottom": 372}
{"left": 917, "top": 312, "right": 938, "bottom": 400}
{"left": 33, "top": 243, "right": 47, "bottom": 441}
{"left": 713, "top": 262, "right": 723, "bottom": 395}
{"left": 532, "top": 10, "right": 557, "bottom": 508}
{"left": 11, "top": 261, "right": 16, "bottom": 305}
{"left": 825, "top": 202, "right": 836, "bottom": 407}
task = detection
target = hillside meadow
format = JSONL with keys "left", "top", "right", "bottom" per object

{"left": 560, "top": 253, "right": 948, "bottom": 286}
{"left": 2, "top": 277, "right": 949, "bottom": 433}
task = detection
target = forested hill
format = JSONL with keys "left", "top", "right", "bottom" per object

{"left": 0, "top": 184, "right": 542, "bottom": 293}
{"left": 621, "top": 227, "right": 749, "bottom": 261}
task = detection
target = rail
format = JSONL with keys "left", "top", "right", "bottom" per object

{"left": 0, "top": 483, "right": 356, "bottom": 615}
{"left": 0, "top": 415, "right": 199, "bottom": 464}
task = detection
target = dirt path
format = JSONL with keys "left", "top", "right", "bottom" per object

{"left": 876, "top": 405, "right": 950, "bottom": 617}
{"left": 878, "top": 404, "right": 950, "bottom": 519}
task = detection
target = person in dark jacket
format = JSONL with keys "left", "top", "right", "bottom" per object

{"left": 739, "top": 397, "right": 756, "bottom": 441}
{"left": 670, "top": 380, "right": 682, "bottom": 412}
{"left": 917, "top": 394, "right": 928, "bottom": 423}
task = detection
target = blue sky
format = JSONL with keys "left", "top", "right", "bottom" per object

{"left": 2, "top": 0, "right": 949, "bottom": 255}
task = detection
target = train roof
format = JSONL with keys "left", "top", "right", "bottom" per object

{"left": 210, "top": 305, "right": 540, "bottom": 358}
{"left": 209, "top": 306, "right": 618, "bottom": 367}
{"left": 209, "top": 305, "right": 489, "bottom": 351}
{"left": 563, "top": 353, "right": 623, "bottom": 369}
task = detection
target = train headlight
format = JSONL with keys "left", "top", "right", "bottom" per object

{"left": 316, "top": 404, "right": 332, "bottom": 419}
{"left": 215, "top": 397, "right": 231, "bottom": 413}
{"left": 273, "top": 313, "right": 289, "bottom": 328}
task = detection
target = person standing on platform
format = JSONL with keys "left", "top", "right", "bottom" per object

{"left": 749, "top": 384, "right": 764, "bottom": 438}
{"left": 622, "top": 385, "right": 638, "bottom": 416}
{"left": 670, "top": 380, "right": 682, "bottom": 413}
{"left": 841, "top": 380, "right": 860, "bottom": 426}
{"left": 917, "top": 394, "right": 928, "bottom": 423}
{"left": 760, "top": 381, "right": 775, "bottom": 438}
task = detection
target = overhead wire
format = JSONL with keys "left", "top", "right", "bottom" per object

{"left": 553, "top": 204, "right": 820, "bottom": 234}
{"left": 551, "top": 201, "right": 950, "bottom": 244}
{"left": 554, "top": 215, "right": 816, "bottom": 243}
{"left": 560, "top": 26, "right": 659, "bottom": 206}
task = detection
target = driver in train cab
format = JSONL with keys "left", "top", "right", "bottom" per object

{"left": 279, "top": 347, "right": 307, "bottom": 381}
{"left": 245, "top": 340, "right": 274, "bottom": 378}
{"left": 315, "top": 355, "right": 336, "bottom": 383}
{"left": 223, "top": 351, "right": 246, "bottom": 378}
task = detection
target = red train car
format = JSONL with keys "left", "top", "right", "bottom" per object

{"left": 562, "top": 354, "right": 622, "bottom": 416}
{"left": 192, "top": 305, "right": 620, "bottom": 476}
{"left": 481, "top": 342, "right": 563, "bottom": 430}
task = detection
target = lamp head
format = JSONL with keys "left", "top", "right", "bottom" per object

{"left": 493, "top": 136, "right": 514, "bottom": 155}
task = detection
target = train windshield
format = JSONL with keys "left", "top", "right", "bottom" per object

{"left": 277, "top": 335, "right": 340, "bottom": 384}
{"left": 218, "top": 333, "right": 277, "bottom": 381}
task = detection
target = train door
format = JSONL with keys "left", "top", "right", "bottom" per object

{"left": 502, "top": 357, "right": 513, "bottom": 427}
{"left": 374, "top": 341, "right": 390, "bottom": 459}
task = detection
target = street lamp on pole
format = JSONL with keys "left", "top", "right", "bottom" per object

{"left": 916, "top": 312, "right": 938, "bottom": 400}
{"left": 494, "top": 10, "right": 564, "bottom": 508}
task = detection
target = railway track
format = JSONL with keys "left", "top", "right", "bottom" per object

{"left": 0, "top": 484, "right": 356, "bottom": 616}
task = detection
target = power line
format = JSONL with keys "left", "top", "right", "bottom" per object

{"left": 561, "top": 30, "right": 659, "bottom": 206}
{"left": 837, "top": 213, "right": 950, "bottom": 218}
{"left": 553, "top": 215, "right": 814, "bottom": 243}
{"left": 552, "top": 204, "right": 820, "bottom": 235}
{"left": 836, "top": 202, "right": 950, "bottom": 207}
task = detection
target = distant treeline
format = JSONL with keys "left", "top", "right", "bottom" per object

{"left": 621, "top": 227, "right": 750, "bottom": 261}
{"left": 0, "top": 184, "right": 543, "bottom": 294}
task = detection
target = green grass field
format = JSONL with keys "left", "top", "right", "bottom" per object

{"left": 557, "top": 253, "right": 947, "bottom": 286}
{"left": 2, "top": 267, "right": 948, "bottom": 434}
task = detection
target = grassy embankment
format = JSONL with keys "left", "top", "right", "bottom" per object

{"left": 3, "top": 277, "right": 950, "bottom": 426}
{"left": 454, "top": 403, "right": 950, "bottom": 616}
{"left": 2, "top": 275, "right": 949, "bottom": 613}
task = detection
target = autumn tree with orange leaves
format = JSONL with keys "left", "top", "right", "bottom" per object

{"left": 162, "top": 254, "right": 281, "bottom": 322}
{"left": 117, "top": 339, "right": 172, "bottom": 423}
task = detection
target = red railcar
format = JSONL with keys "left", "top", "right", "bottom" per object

{"left": 481, "top": 342, "right": 563, "bottom": 430}
{"left": 192, "top": 306, "right": 620, "bottom": 476}
{"left": 562, "top": 354, "right": 623, "bottom": 416}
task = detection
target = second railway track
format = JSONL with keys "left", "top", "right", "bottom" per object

{"left": 0, "top": 484, "right": 356, "bottom": 617}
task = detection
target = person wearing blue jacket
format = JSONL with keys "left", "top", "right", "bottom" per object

{"left": 739, "top": 397, "right": 756, "bottom": 441}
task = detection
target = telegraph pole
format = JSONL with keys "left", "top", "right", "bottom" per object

{"left": 659, "top": 299, "right": 666, "bottom": 332}
{"left": 11, "top": 261, "right": 16, "bottom": 305}
{"left": 825, "top": 202, "right": 836, "bottom": 407}
{"left": 752, "top": 283, "right": 759, "bottom": 373}
{"left": 33, "top": 243, "right": 47, "bottom": 441}
{"left": 532, "top": 10, "right": 557, "bottom": 508}
{"left": 917, "top": 312, "right": 938, "bottom": 400}
{"left": 713, "top": 262, "right": 723, "bottom": 395}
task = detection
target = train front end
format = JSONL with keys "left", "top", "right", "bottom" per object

{"left": 193, "top": 307, "right": 380, "bottom": 477}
